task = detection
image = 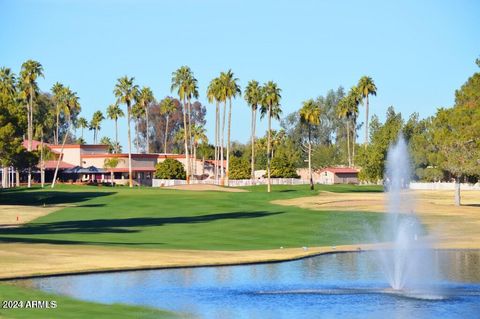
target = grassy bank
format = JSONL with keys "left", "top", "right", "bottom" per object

{"left": 0, "top": 184, "right": 383, "bottom": 250}
{"left": 0, "top": 283, "right": 177, "bottom": 319}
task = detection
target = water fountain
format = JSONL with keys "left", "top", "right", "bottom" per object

{"left": 378, "top": 134, "right": 439, "bottom": 295}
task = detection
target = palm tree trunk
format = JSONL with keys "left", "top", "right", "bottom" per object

{"left": 115, "top": 119, "right": 119, "bottom": 153}
{"left": 81, "top": 127, "right": 84, "bottom": 139}
{"left": 111, "top": 170, "right": 114, "bottom": 187}
{"left": 27, "top": 88, "right": 33, "bottom": 188}
{"left": 187, "top": 98, "right": 193, "bottom": 177}
{"left": 127, "top": 104, "right": 133, "bottom": 187}
{"left": 164, "top": 115, "right": 169, "bottom": 154}
{"left": 193, "top": 144, "right": 197, "bottom": 176}
{"left": 214, "top": 103, "right": 218, "bottom": 184}
{"left": 56, "top": 111, "right": 59, "bottom": 145}
{"left": 352, "top": 120, "right": 356, "bottom": 166}
{"left": 346, "top": 120, "right": 351, "bottom": 167}
{"left": 51, "top": 123, "right": 71, "bottom": 188}
{"left": 40, "top": 134, "right": 44, "bottom": 188}
{"left": 146, "top": 107, "right": 150, "bottom": 153}
{"left": 250, "top": 107, "right": 255, "bottom": 182}
{"left": 220, "top": 101, "right": 226, "bottom": 185}
{"left": 365, "top": 95, "right": 369, "bottom": 146}
{"left": 308, "top": 125, "right": 313, "bottom": 190}
{"left": 267, "top": 104, "right": 272, "bottom": 193}
{"left": 182, "top": 98, "right": 190, "bottom": 183}
{"left": 226, "top": 98, "right": 232, "bottom": 186}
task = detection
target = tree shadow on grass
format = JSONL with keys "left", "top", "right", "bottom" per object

{"left": 0, "top": 190, "right": 115, "bottom": 206}
{"left": 0, "top": 211, "right": 283, "bottom": 242}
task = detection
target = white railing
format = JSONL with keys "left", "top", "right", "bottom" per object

{"left": 152, "top": 178, "right": 309, "bottom": 188}
{"left": 409, "top": 182, "right": 480, "bottom": 190}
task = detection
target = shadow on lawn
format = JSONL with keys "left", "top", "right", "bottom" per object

{"left": 0, "top": 211, "right": 283, "bottom": 241}
{"left": 0, "top": 190, "right": 114, "bottom": 206}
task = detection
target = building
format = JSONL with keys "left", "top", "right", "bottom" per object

{"left": 317, "top": 167, "right": 359, "bottom": 185}
{"left": 21, "top": 140, "right": 208, "bottom": 186}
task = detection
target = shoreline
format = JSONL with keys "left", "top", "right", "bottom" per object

{"left": 2, "top": 242, "right": 478, "bottom": 282}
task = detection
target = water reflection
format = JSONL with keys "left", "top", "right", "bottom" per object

{"left": 16, "top": 250, "right": 480, "bottom": 319}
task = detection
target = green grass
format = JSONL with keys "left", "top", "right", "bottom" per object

{"left": 0, "top": 184, "right": 384, "bottom": 250}
{"left": 0, "top": 283, "right": 177, "bottom": 319}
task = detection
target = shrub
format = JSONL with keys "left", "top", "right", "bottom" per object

{"left": 270, "top": 155, "right": 299, "bottom": 178}
{"left": 154, "top": 159, "right": 186, "bottom": 179}
{"left": 229, "top": 157, "right": 251, "bottom": 180}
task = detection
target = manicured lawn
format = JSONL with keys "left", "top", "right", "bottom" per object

{"left": 0, "top": 184, "right": 384, "bottom": 250}
{"left": 0, "top": 283, "right": 177, "bottom": 319}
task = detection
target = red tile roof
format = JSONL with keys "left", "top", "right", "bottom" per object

{"left": 40, "top": 160, "right": 76, "bottom": 170}
{"left": 319, "top": 167, "right": 359, "bottom": 174}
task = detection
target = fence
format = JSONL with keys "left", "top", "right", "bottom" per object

{"left": 409, "top": 182, "right": 480, "bottom": 190}
{"left": 152, "top": 178, "right": 309, "bottom": 188}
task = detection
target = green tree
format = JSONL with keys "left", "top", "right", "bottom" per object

{"left": 219, "top": 70, "right": 241, "bottom": 186}
{"left": 89, "top": 110, "right": 104, "bottom": 144}
{"left": 171, "top": 66, "right": 195, "bottom": 182}
{"left": 356, "top": 107, "right": 403, "bottom": 183}
{"left": 191, "top": 124, "right": 207, "bottom": 175}
{"left": 51, "top": 87, "right": 81, "bottom": 188}
{"left": 270, "top": 154, "right": 299, "bottom": 178}
{"left": 155, "top": 158, "right": 186, "bottom": 179}
{"left": 207, "top": 77, "right": 223, "bottom": 184}
{"left": 132, "top": 103, "right": 145, "bottom": 153}
{"left": 244, "top": 80, "right": 262, "bottom": 182}
{"left": 260, "top": 81, "right": 282, "bottom": 192}
{"left": 114, "top": 76, "right": 139, "bottom": 188}
{"left": 103, "top": 157, "right": 120, "bottom": 186}
{"left": 357, "top": 76, "right": 377, "bottom": 146}
{"left": 299, "top": 99, "right": 321, "bottom": 190}
{"left": 19, "top": 60, "right": 44, "bottom": 187}
{"left": 136, "top": 86, "right": 155, "bottom": 153}
{"left": 229, "top": 157, "right": 251, "bottom": 180}
{"left": 51, "top": 82, "right": 66, "bottom": 144}
{"left": 159, "top": 97, "right": 177, "bottom": 154}
{"left": 77, "top": 117, "right": 88, "bottom": 140}
{"left": 430, "top": 105, "right": 480, "bottom": 206}
{"left": 106, "top": 104, "right": 124, "bottom": 153}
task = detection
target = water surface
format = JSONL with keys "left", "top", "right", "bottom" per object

{"left": 21, "top": 250, "right": 480, "bottom": 319}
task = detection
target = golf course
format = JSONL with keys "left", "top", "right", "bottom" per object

{"left": 0, "top": 184, "right": 386, "bottom": 318}
{"left": 1, "top": 184, "right": 479, "bottom": 318}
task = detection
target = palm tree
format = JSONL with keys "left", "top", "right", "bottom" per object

{"left": 131, "top": 103, "right": 145, "bottom": 153}
{"left": 159, "top": 97, "right": 176, "bottom": 154}
{"left": 348, "top": 86, "right": 361, "bottom": 164}
{"left": 191, "top": 124, "right": 208, "bottom": 175}
{"left": 0, "top": 67, "right": 17, "bottom": 99}
{"left": 219, "top": 70, "right": 241, "bottom": 186}
{"left": 337, "top": 97, "right": 352, "bottom": 167}
{"left": 357, "top": 76, "right": 377, "bottom": 146}
{"left": 244, "top": 80, "right": 262, "bottom": 183}
{"left": 136, "top": 86, "right": 155, "bottom": 153}
{"left": 207, "top": 77, "right": 222, "bottom": 184}
{"left": 337, "top": 87, "right": 361, "bottom": 167}
{"left": 77, "top": 117, "right": 88, "bottom": 140}
{"left": 260, "top": 81, "right": 282, "bottom": 193}
{"left": 300, "top": 99, "right": 321, "bottom": 190}
{"left": 89, "top": 111, "right": 104, "bottom": 144}
{"left": 114, "top": 76, "right": 139, "bottom": 188}
{"left": 51, "top": 82, "right": 65, "bottom": 144}
{"left": 171, "top": 66, "right": 194, "bottom": 182}
{"left": 106, "top": 104, "right": 124, "bottom": 153}
{"left": 51, "top": 87, "right": 80, "bottom": 188}
{"left": 19, "top": 60, "right": 44, "bottom": 187}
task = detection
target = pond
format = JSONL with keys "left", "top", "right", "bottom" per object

{"left": 19, "top": 250, "right": 480, "bottom": 319}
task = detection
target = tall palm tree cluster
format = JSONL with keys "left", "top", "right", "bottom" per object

{"left": 337, "top": 76, "right": 377, "bottom": 167}
{"left": 1, "top": 59, "right": 376, "bottom": 192}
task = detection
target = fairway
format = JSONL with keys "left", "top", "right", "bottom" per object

{"left": 0, "top": 185, "right": 384, "bottom": 251}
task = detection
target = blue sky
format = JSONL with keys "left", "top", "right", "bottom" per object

{"left": 1, "top": 0, "right": 479, "bottom": 148}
